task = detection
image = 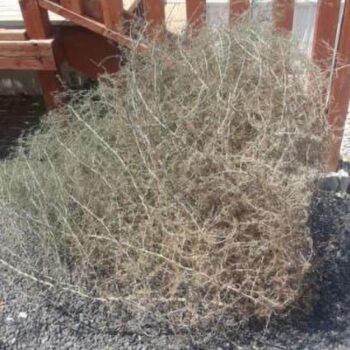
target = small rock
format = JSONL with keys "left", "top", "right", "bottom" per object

{"left": 18, "top": 312, "right": 28, "bottom": 319}
{"left": 338, "top": 169, "right": 350, "bottom": 192}
{"left": 5, "top": 316, "right": 14, "bottom": 323}
{"left": 319, "top": 169, "right": 350, "bottom": 192}
{"left": 319, "top": 172, "right": 340, "bottom": 192}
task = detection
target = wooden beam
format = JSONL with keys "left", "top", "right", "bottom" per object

{"left": 61, "top": 0, "right": 83, "bottom": 14}
{"left": 312, "top": 0, "right": 340, "bottom": 70}
{"left": 61, "top": 26, "right": 120, "bottom": 79}
{"left": 0, "top": 29, "right": 27, "bottom": 41}
{"left": 327, "top": 2, "right": 350, "bottom": 170}
{"left": 100, "top": 0, "right": 124, "bottom": 30}
{"left": 142, "top": 0, "right": 165, "bottom": 30}
{"left": 229, "top": 0, "right": 250, "bottom": 22}
{"left": 0, "top": 40, "right": 56, "bottom": 71}
{"left": 272, "top": 0, "right": 295, "bottom": 32}
{"left": 20, "top": 0, "right": 61, "bottom": 110}
{"left": 186, "top": 0, "right": 206, "bottom": 31}
{"left": 82, "top": 0, "right": 103, "bottom": 21}
{"left": 38, "top": 0, "right": 147, "bottom": 51}
{"left": 19, "top": 0, "right": 51, "bottom": 38}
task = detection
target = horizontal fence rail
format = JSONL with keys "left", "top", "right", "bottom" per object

{"left": 0, "top": 39, "right": 56, "bottom": 70}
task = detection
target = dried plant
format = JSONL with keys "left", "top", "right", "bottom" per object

{"left": 0, "top": 22, "right": 329, "bottom": 329}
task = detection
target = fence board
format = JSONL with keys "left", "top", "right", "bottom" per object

{"left": 186, "top": 0, "right": 206, "bottom": 30}
{"left": 100, "top": 0, "right": 124, "bottom": 30}
{"left": 143, "top": 0, "right": 165, "bottom": 30}
{"left": 61, "top": 0, "right": 83, "bottom": 14}
{"left": 312, "top": 0, "right": 340, "bottom": 70}
{"left": 0, "top": 29, "right": 27, "bottom": 41}
{"left": 272, "top": 0, "right": 295, "bottom": 32}
{"left": 38, "top": 0, "right": 147, "bottom": 51}
{"left": 20, "top": 0, "right": 61, "bottom": 110}
{"left": 229, "top": 0, "right": 249, "bottom": 22}
{"left": 0, "top": 39, "right": 56, "bottom": 70}
{"left": 327, "top": 1, "right": 350, "bottom": 170}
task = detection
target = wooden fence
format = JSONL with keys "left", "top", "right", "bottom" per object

{"left": 0, "top": 0, "right": 349, "bottom": 170}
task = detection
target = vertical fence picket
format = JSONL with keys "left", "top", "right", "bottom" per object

{"left": 186, "top": 0, "right": 206, "bottom": 31}
{"left": 229, "top": 0, "right": 250, "bottom": 22}
{"left": 142, "top": 0, "right": 165, "bottom": 33}
{"left": 61, "top": 0, "right": 83, "bottom": 14}
{"left": 100, "top": 0, "right": 124, "bottom": 30}
{"left": 272, "top": 0, "right": 295, "bottom": 32}
{"left": 19, "top": 0, "right": 62, "bottom": 110}
{"left": 20, "top": 0, "right": 51, "bottom": 38}
{"left": 327, "top": 1, "right": 350, "bottom": 170}
{"left": 312, "top": 0, "right": 340, "bottom": 70}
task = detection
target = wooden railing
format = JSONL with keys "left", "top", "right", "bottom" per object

{"left": 0, "top": 0, "right": 349, "bottom": 170}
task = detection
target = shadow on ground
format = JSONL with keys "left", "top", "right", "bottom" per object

{"left": 0, "top": 96, "right": 43, "bottom": 159}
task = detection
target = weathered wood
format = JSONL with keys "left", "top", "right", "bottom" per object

{"left": 82, "top": 0, "right": 103, "bottom": 21}
{"left": 38, "top": 0, "right": 147, "bottom": 51}
{"left": 100, "top": 0, "right": 124, "bottom": 30}
{"left": 312, "top": 0, "right": 340, "bottom": 70}
{"left": 0, "top": 39, "right": 56, "bottom": 71}
{"left": 142, "top": 0, "right": 165, "bottom": 30}
{"left": 327, "top": 1, "right": 350, "bottom": 170}
{"left": 61, "top": 26, "right": 120, "bottom": 79}
{"left": 0, "top": 29, "right": 27, "bottom": 41}
{"left": 229, "top": 0, "right": 249, "bottom": 22}
{"left": 20, "top": 0, "right": 61, "bottom": 110}
{"left": 186, "top": 0, "right": 206, "bottom": 31}
{"left": 61, "top": 0, "right": 83, "bottom": 14}
{"left": 19, "top": 0, "right": 51, "bottom": 38}
{"left": 272, "top": 0, "right": 295, "bottom": 32}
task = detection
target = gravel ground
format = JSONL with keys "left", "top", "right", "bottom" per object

{"left": 1, "top": 190, "right": 350, "bottom": 350}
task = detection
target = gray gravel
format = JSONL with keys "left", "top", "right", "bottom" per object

{"left": 2, "top": 190, "right": 350, "bottom": 350}
{"left": 0, "top": 276, "right": 186, "bottom": 350}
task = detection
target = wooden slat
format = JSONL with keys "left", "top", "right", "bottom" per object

{"left": 186, "top": 0, "right": 206, "bottom": 31}
{"left": 142, "top": 0, "right": 165, "bottom": 29}
{"left": 0, "top": 29, "right": 27, "bottom": 41}
{"left": 19, "top": 0, "right": 51, "bottom": 38}
{"left": 61, "top": 26, "right": 120, "bottom": 79}
{"left": 327, "top": 2, "right": 350, "bottom": 170}
{"left": 61, "top": 0, "right": 83, "bottom": 14}
{"left": 312, "top": 0, "right": 340, "bottom": 70}
{"left": 20, "top": 0, "right": 61, "bottom": 110}
{"left": 100, "top": 0, "right": 124, "bottom": 30}
{"left": 0, "top": 39, "right": 56, "bottom": 71}
{"left": 38, "top": 0, "right": 147, "bottom": 51}
{"left": 229, "top": 0, "right": 249, "bottom": 22}
{"left": 82, "top": 0, "right": 103, "bottom": 21}
{"left": 272, "top": 0, "right": 295, "bottom": 32}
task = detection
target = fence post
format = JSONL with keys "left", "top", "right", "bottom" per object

{"left": 272, "top": 0, "right": 295, "bottom": 32}
{"left": 327, "top": 1, "right": 350, "bottom": 170}
{"left": 142, "top": 0, "right": 165, "bottom": 36}
{"left": 100, "top": 0, "right": 124, "bottom": 30}
{"left": 19, "top": 0, "right": 62, "bottom": 110}
{"left": 229, "top": 0, "right": 250, "bottom": 22}
{"left": 312, "top": 0, "right": 340, "bottom": 70}
{"left": 186, "top": 0, "right": 206, "bottom": 31}
{"left": 61, "top": 0, "right": 83, "bottom": 14}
